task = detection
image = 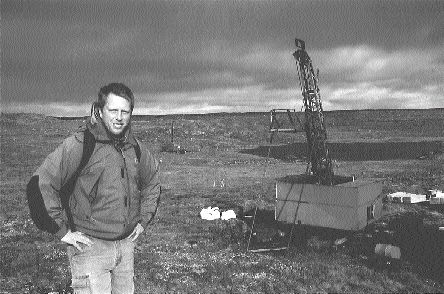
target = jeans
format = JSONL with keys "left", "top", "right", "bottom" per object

{"left": 67, "top": 236, "right": 135, "bottom": 294}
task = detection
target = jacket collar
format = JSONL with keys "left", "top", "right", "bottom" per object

{"left": 86, "top": 116, "right": 138, "bottom": 148}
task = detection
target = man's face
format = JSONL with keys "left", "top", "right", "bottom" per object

{"left": 99, "top": 93, "right": 132, "bottom": 136}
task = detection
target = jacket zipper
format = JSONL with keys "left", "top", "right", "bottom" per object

{"left": 118, "top": 147, "right": 132, "bottom": 225}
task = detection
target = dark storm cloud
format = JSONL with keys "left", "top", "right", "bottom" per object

{"left": 2, "top": 0, "right": 443, "bottom": 115}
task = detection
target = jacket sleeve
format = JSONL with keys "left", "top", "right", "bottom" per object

{"left": 138, "top": 145, "right": 161, "bottom": 228}
{"left": 26, "top": 135, "right": 83, "bottom": 239}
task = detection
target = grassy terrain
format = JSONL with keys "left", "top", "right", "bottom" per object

{"left": 1, "top": 109, "right": 444, "bottom": 293}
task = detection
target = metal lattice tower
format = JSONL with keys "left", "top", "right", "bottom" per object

{"left": 293, "top": 38, "right": 333, "bottom": 185}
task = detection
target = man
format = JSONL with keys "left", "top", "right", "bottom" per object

{"left": 26, "top": 83, "right": 161, "bottom": 293}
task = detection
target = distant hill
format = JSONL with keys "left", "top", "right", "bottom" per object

{"left": 47, "top": 108, "right": 444, "bottom": 121}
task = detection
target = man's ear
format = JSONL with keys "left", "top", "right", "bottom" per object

{"left": 90, "top": 102, "right": 101, "bottom": 125}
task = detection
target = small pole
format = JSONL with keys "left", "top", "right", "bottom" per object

{"left": 171, "top": 121, "right": 174, "bottom": 144}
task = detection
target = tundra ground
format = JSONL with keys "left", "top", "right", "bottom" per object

{"left": 1, "top": 109, "right": 444, "bottom": 293}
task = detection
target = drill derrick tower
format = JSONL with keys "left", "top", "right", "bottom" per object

{"left": 293, "top": 39, "right": 333, "bottom": 185}
{"left": 272, "top": 39, "right": 382, "bottom": 233}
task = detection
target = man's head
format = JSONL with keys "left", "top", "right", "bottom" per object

{"left": 96, "top": 83, "right": 134, "bottom": 137}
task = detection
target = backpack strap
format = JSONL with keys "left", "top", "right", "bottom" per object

{"left": 79, "top": 128, "right": 96, "bottom": 173}
{"left": 59, "top": 128, "right": 96, "bottom": 231}
{"left": 134, "top": 138, "right": 142, "bottom": 163}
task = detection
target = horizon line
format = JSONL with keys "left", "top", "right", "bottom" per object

{"left": 2, "top": 107, "right": 444, "bottom": 119}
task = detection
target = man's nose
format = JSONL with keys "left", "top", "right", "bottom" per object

{"left": 116, "top": 111, "right": 123, "bottom": 120}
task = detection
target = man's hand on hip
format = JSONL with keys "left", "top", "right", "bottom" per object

{"left": 61, "top": 230, "right": 94, "bottom": 251}
{"left": 127, "top": 223, "right": 144, "bottom": 242}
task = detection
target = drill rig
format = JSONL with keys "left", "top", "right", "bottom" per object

{"left": 249, "top": 39, "right": 383, "bottom": 250}
{"left": 272, "top": 39, "right": 382, "bottom": 232}
{"left": 293, "top": 38, "right": 333, "bottom": 185}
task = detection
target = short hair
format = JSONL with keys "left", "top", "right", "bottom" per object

{"left": 97, "top": 83, "right": 134, "bottom": 111}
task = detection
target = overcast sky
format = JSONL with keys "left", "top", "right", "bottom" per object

{"left": 2, "top": 0, "right": 443, "bottom": 116}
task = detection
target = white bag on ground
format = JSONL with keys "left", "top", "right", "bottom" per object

{"left": 221, "top": 210, "right": 236, "bottom": 220}
{"left": 200, "top": 207, "right": 221, "bottom": 220}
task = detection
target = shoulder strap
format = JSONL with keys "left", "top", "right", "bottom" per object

{"left": 133, "top": 138, "right": 144, "bottom": 191}
{"left": 59, "top": 129, "right": 96, "bottom": 231}
{"left": 78, "top": 128, "right": 96, "bottom": 173}
{"left": 134, "top": 138, "right": 141, "bottom": 162}
{"left": 61, "top": 129, "right": 95, "bottom": 195}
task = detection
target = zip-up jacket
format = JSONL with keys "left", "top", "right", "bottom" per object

{"left": 27, "top": 118, "right": 161, "bottom": 240}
